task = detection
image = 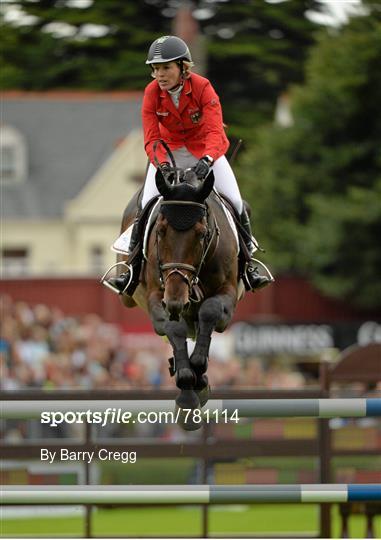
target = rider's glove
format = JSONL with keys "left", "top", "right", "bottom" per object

{"left": 194, "top": 156, "right": 213, "bottom": 179}
{"left": 160, "top": 162, "right": 173, "bottom": 182}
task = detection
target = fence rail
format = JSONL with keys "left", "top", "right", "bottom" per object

{"left": 2, "top": 484, "right": 381, "bottom": 505}
{"left": 2, "top": 398, "right": 380, "bottom": 419}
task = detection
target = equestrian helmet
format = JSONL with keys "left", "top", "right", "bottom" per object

{"left": 146, "top": 35, "right": 192, "bottom": 64}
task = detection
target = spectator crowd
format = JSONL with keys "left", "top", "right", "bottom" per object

{"left": 1, "top": 294, "right": 306, "bottom": 392}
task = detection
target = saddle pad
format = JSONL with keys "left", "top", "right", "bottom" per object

{"left": 143, "top": 197, "right": 162, "bottom": 259}
{"left": 111, "top": 226, "right": 132, "bottom": 255}
{"left": 218, "top": 196, "right": 239, "bottom": 254}
{"left": 111, "top": 197, "right": 162, "bottom": 257}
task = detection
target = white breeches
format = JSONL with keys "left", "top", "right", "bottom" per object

{"left": 141, "top": 147, "right": 244, "bottom": 214}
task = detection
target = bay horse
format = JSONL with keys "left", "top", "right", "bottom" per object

{"left": 112, "top": 167, "right": 241, "bottom": 427}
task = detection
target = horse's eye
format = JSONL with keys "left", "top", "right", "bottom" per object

{"left": 157, "top": 225, "right": 166, "bottom": 238}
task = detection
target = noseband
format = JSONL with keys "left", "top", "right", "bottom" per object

{"left": 156, "top": 200, "right": 218, "bottom": 303}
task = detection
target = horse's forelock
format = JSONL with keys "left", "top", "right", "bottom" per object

{"left": 182, "top": 169, "right": 199, "bottom": 185}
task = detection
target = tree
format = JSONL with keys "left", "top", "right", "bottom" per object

{"left": 199, "top": 0, "right": 324, "bottom": 139}
{"left": 0, "top": 0, "right": 170, "bottom": 89}
{"left": 1, "top": 1, "right": 324, "bottom": 124}
{"left": 240, "top": 9, "right": 381, "bottom": 309}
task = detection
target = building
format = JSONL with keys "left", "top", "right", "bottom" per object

{"left": 1, "top": 91, "right": 146, "bottom": 277}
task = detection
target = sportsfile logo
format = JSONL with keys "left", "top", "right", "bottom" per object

{"left": 40, "top": 407, "right": 239, "bottom": 427}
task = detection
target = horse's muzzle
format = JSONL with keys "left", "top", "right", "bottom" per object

{"left": 162, "top": 299, "right": 190, "bottom": 321}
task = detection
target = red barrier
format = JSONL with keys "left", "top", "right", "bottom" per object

{"left": 1, "top": 276, "right": 378, "bottom": 331}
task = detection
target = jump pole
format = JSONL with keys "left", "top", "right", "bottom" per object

{"left": 2, "top": 485, "right": 380, "bottom": 504}
{"left": 1, "top": 398, "right": 380, "bottom": 419}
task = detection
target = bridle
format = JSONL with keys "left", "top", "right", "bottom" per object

{"left": 156, "top": 200, "right": 219, "bottom": 303}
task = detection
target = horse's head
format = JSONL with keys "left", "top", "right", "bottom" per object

{"left": 155, "top": 168, "right": 215, "bottom": 321}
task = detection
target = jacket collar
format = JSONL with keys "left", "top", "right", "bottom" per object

{"left": 159, "top": 76, "right": 192, "bottom": 118}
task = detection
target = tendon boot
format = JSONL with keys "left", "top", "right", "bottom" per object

{"left": 240, "top": 208, "right": 272, "bottom": 291}
{"left": 107, "top": 214, "right": 142, "bottom": 296}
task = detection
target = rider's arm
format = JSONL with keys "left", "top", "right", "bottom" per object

{"left": 142, "top": 83, "right": 167, "bottom": 164}
{"left": 199, "top": 81, "right": 229, "bottom": 162}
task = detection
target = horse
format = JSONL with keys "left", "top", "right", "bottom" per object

{"left": 108, "top": 167, "right": 241, "bottom": 428}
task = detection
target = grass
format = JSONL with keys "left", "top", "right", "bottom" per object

{"left": 1, "top": 505, "right": 380, "bottom": 538}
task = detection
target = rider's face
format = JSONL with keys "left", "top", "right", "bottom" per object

{"left": 152, "top": 62, "right": 181, "bottom": 91}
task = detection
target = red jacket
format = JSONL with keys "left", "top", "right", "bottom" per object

{"left": 142, "top": 72, "right": 230, "bottom": 164}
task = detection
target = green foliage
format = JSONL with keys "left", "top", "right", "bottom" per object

{"left": 202, "top": 0, "right": 323, "bottom": 136}
{"left": 0, "top": 0, "right": 170, "bottom": 89}
{"left": 1, "top": 0, "right": 323, "bottom": 123}
{"left": 240, "top": 12, "right": 381, "bottom": 309}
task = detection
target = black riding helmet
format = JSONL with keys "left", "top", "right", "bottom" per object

{"left": 146, "top": 35, "right": 192, "bottom": 64}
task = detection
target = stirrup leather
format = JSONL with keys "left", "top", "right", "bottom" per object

{"left": 100, "top": 261, "right": 133, "bottom": 295}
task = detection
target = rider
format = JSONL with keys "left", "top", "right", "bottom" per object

{"left": 108, "top": 35, "right": 272, "bottom": 294}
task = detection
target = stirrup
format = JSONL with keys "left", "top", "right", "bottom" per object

{"left": 100, "top": 261, "right": 133, "bottom": 295}
{"left": 243, "top": 257, "right": 275, "bottom": 291}
{"left": 249, "top": 257, "right": 275, "bottom": 282}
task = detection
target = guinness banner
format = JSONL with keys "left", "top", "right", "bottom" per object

{"left": 231, "top": 320, "right": 381, "bottom": 357}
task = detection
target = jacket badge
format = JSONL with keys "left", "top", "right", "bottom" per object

{"left": 190, "top": 111, "right": 201, "bottom": 124}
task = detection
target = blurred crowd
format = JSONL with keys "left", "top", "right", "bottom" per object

{"left": 0, "top": 295, "right": 306, "bottom": 392}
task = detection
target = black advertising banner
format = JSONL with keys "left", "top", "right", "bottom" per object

{"left": 231, "top": 320, "right": 381, "bottom": 357}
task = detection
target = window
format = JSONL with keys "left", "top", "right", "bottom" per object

{"left": 0, "top": 146, "right": 16, "bottom": 181}
{"left": 0, "top": 125, "right": 27, "bottom": 183}
{"left": 89, "top": 246, "right": 104, "bottom": 275}
{"left": 1, "top": 248, "right": 29, "bottom": 276}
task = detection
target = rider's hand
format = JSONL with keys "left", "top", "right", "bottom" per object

{"left": 194, "top": 156, "right": 213, "bottom": 179}
{"left": 160, "top": 162, "right": 173, "bottom": 182}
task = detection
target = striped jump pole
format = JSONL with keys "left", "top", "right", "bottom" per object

{"left": 1, "top": 398, "right": 380, "bottom": 419}
{"left": 2, "top": 485, "right": 380, "bottom": 505}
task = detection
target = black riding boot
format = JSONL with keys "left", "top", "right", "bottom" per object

{"left": 107, "top": 215, "right": 141, "bottom": 295}
{"left": 240, "top": 208, "right": 272, "bottom": 291}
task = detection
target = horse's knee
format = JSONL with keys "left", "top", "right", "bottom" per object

{"left": 199, "top": 297, "right": 223, "bottom": 325}
{"left": 165, "top": 319, "right": 188, "bottom": 339}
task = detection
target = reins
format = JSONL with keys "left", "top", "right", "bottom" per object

{"left": 153, "top": 139, "right": 184, "bottom": 184}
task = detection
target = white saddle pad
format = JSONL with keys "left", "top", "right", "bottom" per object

{"left": 216, "top": 192, "right": 258, "bottom": 254}
{"left": 111, "top": 226, "right": 132, "bottom": 255}
{"left": 221, "top": 203, "right": 239, "bottom": 254}
{"left": 111, "top": 198, "right": 162, "bottom": 257}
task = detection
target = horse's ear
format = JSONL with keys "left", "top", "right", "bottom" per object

{"left": 155, "top": 169, "right": 172, "bottom": 198}
{"left": 197, "top": 171, "right": 215, "bottom": 201}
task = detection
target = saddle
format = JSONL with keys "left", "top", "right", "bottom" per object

{"left": 115, "top": 189, "right": 252, "bottom": 267}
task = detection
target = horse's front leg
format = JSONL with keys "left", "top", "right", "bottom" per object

{"left": 164, "top": 319, "right": 199, "bottom": 410}
{"left": 148, "top": 292, "right": 199, "bottom": 410}
{"left": 147, "top": 291, "right": 167, "bottom": 336}
{"left": 190, "top": 290, "right": 236, "bottom": 393}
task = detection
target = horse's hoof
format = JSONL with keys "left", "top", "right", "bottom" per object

{"left": 195, "top": 372, "right": 208, "bottom": 391}
{"left": 197, "top": 384, "right": 210, "bottom": 408}
{"left": 176, "top": 367, "right": 196, "bottom": 389}
{"left": 175, "top": 404, "right": 203, "bottom": 432}
{"left": 175, "top": 389, "right": 200, "bottom": 410}
{"left": 179, "top": 418, "right": 203, "bottom": 432}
